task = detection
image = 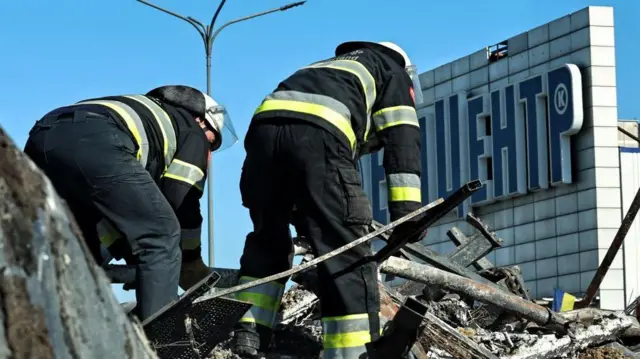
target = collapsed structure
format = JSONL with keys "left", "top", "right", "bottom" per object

{"left": 202, "top": 207, "right": 640, "bottom": 359}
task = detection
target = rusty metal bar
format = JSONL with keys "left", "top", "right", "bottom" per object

{"left": 380, "top": 257, "right": 567, "bottom": 326}
{"left": 577, "top": 185, "right": 640, "bottom": 309}
{"left": 466, "top": 212, "right": 502, "bottom": 247}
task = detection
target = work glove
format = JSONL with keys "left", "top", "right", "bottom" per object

{"left": 179, "top": 258, "right": 213, "bottom": 291}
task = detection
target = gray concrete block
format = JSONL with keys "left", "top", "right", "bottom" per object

{"left": 528, "top": 24, "right": 550, "bottom": 48}
{"left": 508, "top": 32, "right": 528, "bottom": 55}
{"left": 469, "top": 66, "right": 489, "bottom": 88}
{"left": 419, "top": 70, "right": 435, "bottom": 89}
{"left": 549, "top": 35, "right": 572, "bottom": 59}
{"left": 434, "top": 80, "right": 452, "bottom": 99}
{"left": 509, "top": 69, "right": 530, "bottom": 83}
{"left": 549, "top": 54, "right": 571, "bottom": 68}
{"left": 489, "top": 59, "right": 509, "bottom": 82}
{"left": 571, "top": 7, "right": 591, "bottom": 31}
{"left": 452, "top": 74, "right": 470, "bottom": 93}
{"left": 549, "top": 15, "right": 571, "bottom": 40}
{"left": 572, "top": 6, "right": 615, "bottom": 29}
{"left": 434, "top": 63, "right": 452, "bottom": 85}
{"left": 421, "top": 87, "right": 435, "bottom": 107}
{"left": 571, "top": 27, "right": 591, "bottom": 51}
{"left": 529, "top": 43, "right": 550, "bottom": 67}
{"left": 508, "top": 51, "right": 529, "bottom": 75}
{"left": 451, "top": 56, "right": 470, "bottom": 77}
{"left": 489, "top": 76, "right": 509, "bottom": 91}
{"left": 470, "top": 48, "right": 488, "bottom": 70}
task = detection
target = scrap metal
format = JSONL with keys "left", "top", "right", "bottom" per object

{"left": 373, "top": 180, "right": 483, "bottom": 263}
{"left": 379, "top": 257, "right": 567, "bottom": 327}
{"left": 142, "top": 272, "right": 252, "bottom": 359}
{"left": 446, "top": 227, "right": 496, "bottom": 271}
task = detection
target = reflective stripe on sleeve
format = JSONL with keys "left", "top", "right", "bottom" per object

{"left": 96, "top": 218, "right": 123, "bottom": 248}
{"left": 162, "top": 159, "right": 206, "bottom": 191}
{"left": 387, "top": 173, "right": 421, "bottom": 203}
{"left": 77, "top": 99, "right": 150, "bottom": 168}
{"left": 254, "top": 91, "right": 357, "bottom": 151}
{"left": 124, "top": 95, "right": 177, "bottom": 169}
{"left": 235, "top": 276, "right": 285, "bottom": 328}
{"left": 181, "top": 228, "right": 201, "bottom": 250}
{"left": 372, "top": 105, "right": 419, "bottom": 131}
{"left": 322, "top": 314, "right": 373, "bottom": 359}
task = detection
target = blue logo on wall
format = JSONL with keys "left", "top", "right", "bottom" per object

{"left": 366, "top": 63, "right": 584, "bottom": 223}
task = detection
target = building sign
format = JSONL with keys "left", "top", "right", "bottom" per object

{"left": 367, "top": 63, "right": 584, "bottom": 222}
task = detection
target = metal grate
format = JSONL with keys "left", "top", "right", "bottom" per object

{"left": 143, "top": 271, "right": 252, "bottom": 359}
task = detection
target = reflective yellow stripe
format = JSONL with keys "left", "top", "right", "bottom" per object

{"left": 96, "top": 219, "right": 122, "bottom": 248}
{"left": 389, "top": 187, "right": 422, "bottom": 202}
{"left": 181, "top": 228, "right": 201, "bottom": 250}
{"left": 304, "top": 59, "right": 377, "bottom": 141}
{"left": 77, "top": 100, "right": 149, "bottom": 167}
{"left": 322, "top": 313, "right": 369, "bottom": 322}
{"left": 372, "top": 105, "right": 419, "bottom": 131}
{"left": 235, "top": 292, "right": 281, "bottom": 312}
{"left": 235, "top": 276, "right": 285, "bottom": 329}
{"left": 162, "top": 159, "right": 206, "bottom": 191}
{"left": 387, "top": 173, "right": 421, "bottom": 203}
{"left": 323, "top": 331, "right": 371, "bottom": 349}
{"left": 124, "top": 95, "right": 177, "bottom": 170}
{"left": 255, "top": 99, "right": 357, "bottom": 151}
{"left": 304, "top": 59, "right": 376, "bottom": 111}
{"left": 321, "top": 313, "right": 374, "bottom": 351}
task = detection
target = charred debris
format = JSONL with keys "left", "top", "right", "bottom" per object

{"left": 207, "top": 210, "right": 640, "bottom": 359}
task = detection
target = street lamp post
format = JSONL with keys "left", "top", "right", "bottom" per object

{"left": 137, "top": 0, "right": 306, "bottom": 267}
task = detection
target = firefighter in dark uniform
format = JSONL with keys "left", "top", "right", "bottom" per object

{"left": 23, "top": 85, "right": 238, "bottom": 321}
{"left": 233, "top": 41, "right": 424, "bottom": 358}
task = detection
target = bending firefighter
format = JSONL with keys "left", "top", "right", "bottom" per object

{"left": 233, "top": 41, "right": 424, "bottom": 358}
{"left": 24, "top": 85, "right": 238, "bottom": 321}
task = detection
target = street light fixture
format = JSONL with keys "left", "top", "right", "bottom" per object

{"left": 137, "top": 0, "right": 307, "bottom": 267}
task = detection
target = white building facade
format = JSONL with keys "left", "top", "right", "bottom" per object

{"left": 360, "top": 6, "right": 639, "bottom": 310}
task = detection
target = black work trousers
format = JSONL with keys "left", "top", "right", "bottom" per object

{"left": 23, "top": 110, "right": 181, "bottom": 321}
{"left": 238, "top": 119, "right": 380, "bottom": 334}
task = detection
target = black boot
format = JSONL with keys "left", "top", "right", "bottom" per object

{"left": 233, "top": 323, "right": 273, "bottom": 358}
{"left": 233, "top": 323, "right": 261, "bottom": 357}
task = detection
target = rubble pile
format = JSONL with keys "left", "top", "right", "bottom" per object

{"left": 210, "top": 283, "right": 640, "bottom": 359}
{"left": 206, "top": 210, "right": 640, "bottom": 358}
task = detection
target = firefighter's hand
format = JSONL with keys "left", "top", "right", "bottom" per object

{"left": 179, "top": 258, "right": 212, "bottom": 291}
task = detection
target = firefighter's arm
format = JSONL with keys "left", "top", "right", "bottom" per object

{"left": 372, "top": 71, "right": 422, "bottom": 222}
{"left": 160, "top": 131, "right": 209, "bottom": 255}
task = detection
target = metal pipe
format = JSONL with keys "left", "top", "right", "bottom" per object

{"left": 380, "top": 256, "right": 566, "bottom": 326}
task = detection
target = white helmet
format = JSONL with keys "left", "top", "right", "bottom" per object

{"left": 147, "top": 85, "right": 238, "bottom": 152}
{"left": 202, "top": 93, "right": 238, "bottom": 152}
{"left": 378, "top": 41, "right": 412, "bottom": 67}
{"left": 378, "top": 41, "right": 424, "bottom": 105}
